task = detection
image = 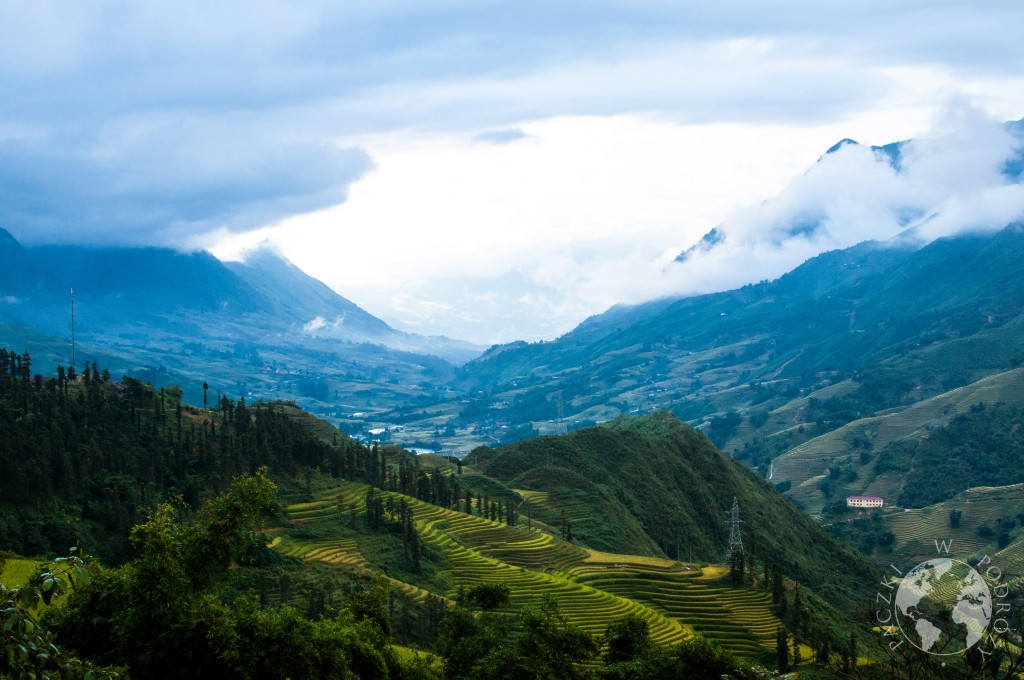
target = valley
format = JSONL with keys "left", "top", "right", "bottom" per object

{"left": 5, "top": 132, "right": 1024, "bottom": 678}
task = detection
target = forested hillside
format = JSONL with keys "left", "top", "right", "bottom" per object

{"left": 876, "top": 402, "right": 1024, "bottom": 508}
{"left": 0, "top": 347, "right": 369, "bottom": 561}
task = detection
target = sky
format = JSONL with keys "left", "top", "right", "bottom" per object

{"left": 3, "top": 2, "right": 1024, "bottom": 345}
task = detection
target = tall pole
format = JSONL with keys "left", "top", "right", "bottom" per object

{"left": 726, "top": 496, "right": 744, "bottom": 563}
{"left": 70, "top": 287, "right": 76, "bottom": 369}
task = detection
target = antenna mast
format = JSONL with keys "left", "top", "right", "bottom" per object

{"left": 70, "top": 287, "right": 76, "bottom": 369}
{"left": 725, "top": 496, "right": 744, "bottom": 563}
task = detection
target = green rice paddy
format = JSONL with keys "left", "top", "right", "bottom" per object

{"left": 273, "top": 480, "right": 783, "bottom": 658}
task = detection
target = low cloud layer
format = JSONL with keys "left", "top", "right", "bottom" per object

{"left": 665, "top": 111, "right": 1024, "bottom": 297}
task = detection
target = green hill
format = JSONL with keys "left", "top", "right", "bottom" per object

{"left": 269, "top": 476, "right": 798, "bottom": 660}
{"left": 0, "top": 352, "right": 891, "bottom": 677}
{"left": 885, "top": 484, "right": 1024, "bottom": 567}
{"left": 465, "top": 411, "right": 880, "bottom": 613}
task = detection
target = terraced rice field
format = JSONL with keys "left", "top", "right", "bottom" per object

{"left": 516, "top": 489, "right": 595, "bottom": 534}
{"left": 774, "top": 369, "right": 1024, "bottom": 513}
{"left": 273, "top": 480, "right": 783, "bottom": 658}
{"left": 569, "top": 561, "right": 778, "bottom": 658}
{"left": 887, "top": 484, "right": 1024, "bottom": 567}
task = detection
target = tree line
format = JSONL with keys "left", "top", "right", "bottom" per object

{"left": 0, "top": 348, "right": 516, "bottom": 563}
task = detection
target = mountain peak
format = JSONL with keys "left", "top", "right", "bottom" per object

{"left": 238, "top": 241, "right": 294, "bottom": 268}
{"left": 674, "top": 226, "right": 724, "bottom": 263}
{"left": 825, "top": 138, "right": 859, "bottom": 155}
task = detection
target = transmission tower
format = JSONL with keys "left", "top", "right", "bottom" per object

{"left": 556, "top": 391, "right": 567, "bottom": 434}
{"left": 725, "top": 496, "right": 744, "bottom": 563}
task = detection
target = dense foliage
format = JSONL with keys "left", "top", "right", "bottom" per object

{"left": 0, "top": 350, "right": 872, "bottom": 677}
{"left": 42, "top": 471, "right": 412, "bottom": 679}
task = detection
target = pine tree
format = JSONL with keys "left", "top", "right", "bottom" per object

{"left": 771, "top": 568, "right": 784, "bottom": 603}
{"left": 818, "top": 637, "right": 831, "bottom": 667}
{"left": 776, "top": 628, "right": 789, "bottom": 673}
{"left": 793, "top": 584, "right": 803, "bottom": 633}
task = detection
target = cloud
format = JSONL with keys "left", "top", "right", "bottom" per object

{"left": 0, "top": 110, "right": 372, "bottom": 246}
{"left": 303, "top": 315, "right": 342, "bottom": 333}
{"left": 4, "top": 1, "right": 1024, "bottom": 249}
{"left": 472, "top": 128, "right": 529, "bottom": 145}
{"left": 665, "top": 108, "right": 1024, "bottom": 294}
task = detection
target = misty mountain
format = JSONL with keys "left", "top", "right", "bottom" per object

{"left": 672, "top": 118, "right": 1024, "bottom": 266}
{"left": 0, "top": 230, "right": 482, "bottom": 414}
{"left": 0, "top": 229, "right": 478, "bottom": 359}
{"left": 449, "top": 223, "right": 1024, "bottom": 458}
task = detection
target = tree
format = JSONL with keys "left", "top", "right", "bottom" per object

{"left": 437, "top": 604, "right": 505, "bottom": 679}
{"left": 776, "top": 628, "right": 789, "bottom": 673}
{"left": 771, "top": 568, "right": 784, "bottom": 603}
{"left": 792, "top": 584, "right": 803, "bottom": 633}
{"left": 818, "top": 636, "right": 831, "bottom": 666}
{"left": 601, "top": 614, "right": 651, "bottom": 664}
{"left": 465, "top": 582, "right": 511, "bottom": 612}
{"left": 503, "top": 596, "right": 597, "bottom": 679}
{"left": 730, "top": 549, "right": 745, "bottom": 585}
{"left": 950, "top": 508, "right": 963, "bottom": 528}
{"left": 45, "top": 470, "right": 404, "bottom": 679}
{"left": 440, "top": 595, "right": 596, "bottom": 680}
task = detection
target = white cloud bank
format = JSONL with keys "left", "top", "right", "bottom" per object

{"left": 210, "top": 111, "right": 1024, "bottom": 345}
{"left": 667, "top": 109, "right": 1024, "bottom": 297}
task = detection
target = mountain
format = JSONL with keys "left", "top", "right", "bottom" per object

{"left": 0, "top": 229, "right": 481, "bottom": 414}
{"left": 435, "top": 224, "right": 1024, "bottom": 470}
{"left": 458, "top": 224, "right": 1023, "bottom": 385}
{"left": 225, "top": 246, "right": 394, "bottom": 339}
{"left": 465, "top": 411, "right": 879, "bottom": 612}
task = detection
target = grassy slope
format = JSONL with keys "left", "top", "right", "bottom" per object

{"left": 272, "top": 478, "right": 786, "bottom": 660}
{"left": 465, "top": 411, "right": 880, "bottom": 613}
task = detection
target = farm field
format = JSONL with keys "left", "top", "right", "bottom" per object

{"left": 885, "top": 483, "right": 1024, "bottom": 568}
{"left": 772, "top": 369, "right": 1024, "bottom": 514}
{"left": 272, "top": 479, "right": 783, "bottom": 659}
{"left": 0, "top": 557, "right": 36, "bottom": 588}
